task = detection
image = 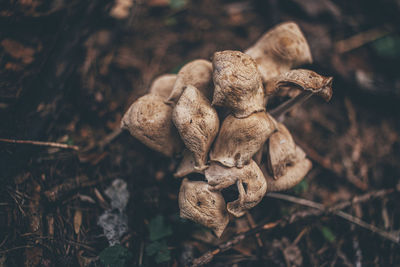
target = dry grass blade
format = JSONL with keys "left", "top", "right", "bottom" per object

{"left": 268, "top": 192, "right": 400, "bottom": 244}
{"left": 190, "top": 188, "right": 398, "bottom": 266}
{"left": 0, "top": 138, "right": 79, "bottom": 150}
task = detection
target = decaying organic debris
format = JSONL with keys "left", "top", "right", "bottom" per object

{"left": 121, "top": 22, "right": 333, "bottom": 237}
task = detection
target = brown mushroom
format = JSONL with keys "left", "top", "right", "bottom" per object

{"left": 245, "top": 22, "right": 313, "bottom": 83}
{"left": 148, "top": 74, "right": 177, "bottom": 99}
{"left": 264, "top": 146, "right": 312, "bottom": 192}
{"left": 267, "top": 123, "right": 297, "bottom": 179}
{"left": 172, "top": 85, "right": 219, "bottom": 170}
{"left": 210, "top": 112, "right": 276, "bottom": 168}
{"left": 212, "top": 50, "right": 265, "bottom": 118}
{"left": 205, "top": 160, "right": 267, "bottom": 217}
{"left": 179, "top": 178, "right": 229, "bottom": 237}
{"left": 265, "top": 69, "right": 333, "bottom": 101}
{"left": 174, "top": 149, "right": 205, "bottom": 178}
{"left": 204, "top": 161, "right": 237, "bottom": 190}
{"left": 121, "top": 94, "right": 182, "bottom": 157}
{"left": 166, "top": 59, "right": 213, "bottom": 104}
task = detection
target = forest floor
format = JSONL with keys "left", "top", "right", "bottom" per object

{"left": 1, "top": 0, "right": 400, "bottom": 266}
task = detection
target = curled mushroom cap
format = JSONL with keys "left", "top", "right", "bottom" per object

{"left": 121, "top": 94, "right": 182, "bottom": 157}
{"left": 264, "top": 146, "right": 312, "bottom": 192}
{"left": 179, "top": 178, "right": 229, "bottom": 237}
{"left": 206, "top": 160, "right": 267, "bottom": 217}
{"left": 148, "top": 74, "right": 177, "bottom": 99}
{"left": 174, "top": 149, "right": 204, "bottom": 178}
{"left": 172, "top": 85, "right": 219, "bottom": 171}
{"left": 210, "top": 112, "right": 276, "bottom": 168}
{"left": 212, "top": 50, "right": 265, "bottom": 118}
{"left": 166, "top": 59, "right": 213, "bottom": 104}
{"left": 267, "top": 123, "right": 297, "bottom": 179}
{"left": 265, "top": 69, "right": 333, "bottom": 101}
{"left": 246, "top": 22, "right": 312, "bottom": 82}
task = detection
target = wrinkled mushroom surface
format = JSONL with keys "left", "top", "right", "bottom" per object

{"left": 210, "top": 112, "right": 276, "bottom": 168}
{"left": 121, "top": 94, "right": 182, "bottom": 157}
{"left": 212, "top": 50, "right": 265, "bottom": 118}
{"left": 167, "top": 59, "right": 213, "bottom": 104}
{"left": 265, "top": 69, "right": 333, "bottom": 101}
{"left": 264, "top": 146, "right": 312, "bottom": 192}
{"left": 179, "top": 178, "right": 229, "bottom": 237}
{"left": 173, "top": 85, "right": 219, "bottom": 170}
{"left": 148, "top": 74, "right": 177, "bottom": 99}
{"left": 174, "top": 149, "right": 204, "bottom": 178}
{"left": 206, "top": 160, "right": 267, "bottom": 217}
{"left": 267, "top": 123, "right": 297, "bottom": 179}
{"left": 246, "top": 22, "right": 312, "bottom": 83}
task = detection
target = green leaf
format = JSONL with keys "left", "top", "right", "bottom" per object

{"left": 320, "top": 226, "right": 336, "bottom": 243}
{"left": 164, "top": 17, "right": 177, "bottom": 26}
{"left": 155, "top": 247, "right": 171, "bottom": 264}
{"left": 292, "top": 180, "right": 308, "bottom": 194}
{"left": 145, "top": 240, "right": 171, "bottom": 264}
{"left": 169, "top": 0, "right": 186, "bottom": 10}
{"left": 148, "top": 215, "right": 172, "bottom": 241}
{"left": 372, "top": 35, "right": 400, "bottom": 58}
{"left": 99, "top": 244, "right": 132, "bottom": 267}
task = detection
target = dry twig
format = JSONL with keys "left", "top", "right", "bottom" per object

{"left": 190, "top": 188, "right": 398, "bottom": 266}
{"left": 0, "top": 138, "right": 79, "bottom": 151}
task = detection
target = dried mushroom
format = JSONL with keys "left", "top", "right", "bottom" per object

{"left": 265, "top": 69, "right": 333, "bottom": 101}
{"left": 148, "top": 74, "right": 177, "bottom": 99}
{"left": 210, "top": 112, "right": 276, "bottom": 168}
{"left": 172, "top": 85, "right": 219, "bottom": 171}
{"left": 264, "top": 146, "right": 312, "bottom": 192}
{"left": 267, "top": 123, "right": 297, "bottom": 179}
{"left": 212, "top": 50, "right": 265, "bottom": 118}
{"left": 174, "top": 149, "right": 203, "bottom": 178}
{"left": 167, "top": 59, "right": 213, "bottom": 104}
{"left": 246, "top": 22, "right": 312, "bottom": 83}
{"left": 179, "top": 178, "right": 229, "bottom": 237}
{"left": 120, "top": 21, "right": 333, "bottom": 237}
{"left": 121, "top": 94, "right": 182, "bottom": 157}
{"left": 206, "top": 160, "right": 267, "bottom": 217}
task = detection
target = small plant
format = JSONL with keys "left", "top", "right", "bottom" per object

{"left": 121, "top": 22, "right": 333, "bottom": 237}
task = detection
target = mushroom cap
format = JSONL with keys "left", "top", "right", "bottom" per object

{"left": 205, "top": 160, "right": 267, "bottom": 217}
{"left": 121, "top": 94, "right": 182, "bottom": 157}
{"left": 205, "top": 161, "right": 238, "bottom": 190}
{"left": 172, "top": 85, "right": 220, "bottom": 170}
{"left": 167, "top": 59, "right": 213, "bottom": 104}
{"left": 266, "top": 69, "right": 333, "bottom": 101}
{"left": 267, "top": 123, "right": 297, "bottom": 179}
{"left": 212, "top": 50, "right": 265, "bottom": 118}
{"left": 179, "top": 178, "right": 229, "bottom": 237}
{"left": 174, "top": 149, "right": 204, "bottom": 178}
{"left": 264, "top": 146, "right": 312, "bottom": 192}
{"left": 210, "top": 112, "right": 276, "bottom": 168}
{"left": 246, "top": 22, "right": 313, "bottom": 82}
{"left": 148, "top": 74, "right": 177, "bottom": 99}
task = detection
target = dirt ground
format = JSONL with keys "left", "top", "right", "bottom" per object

{"left": 1, "top": 0, "right": 400, "bottom": 266}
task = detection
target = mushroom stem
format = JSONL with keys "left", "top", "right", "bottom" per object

{"left": 270, "top": 91, "right": 313, "bottom": 118}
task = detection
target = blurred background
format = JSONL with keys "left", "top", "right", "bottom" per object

{"left": 1, "top": 0, "right": 400, "bottom": 266}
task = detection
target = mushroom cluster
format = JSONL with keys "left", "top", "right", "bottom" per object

{"left": 121, "top": 22, "right": 333, "bottom": 237}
